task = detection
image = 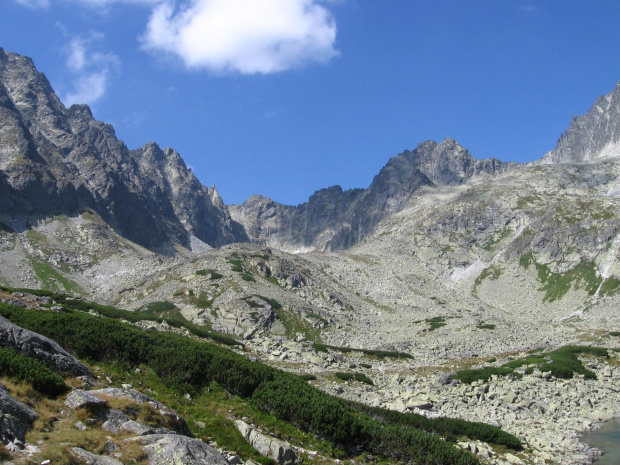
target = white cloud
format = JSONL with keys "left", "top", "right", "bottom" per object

{"left": 64, "top": 73, "right": 109, "bottom": 105}
{"left": 141, "top": 0, "right": 339, "bottom": 74}
{"left": 14, "top": 0, "right": 50, "bottom": 9}
{"left": 62, "top": 34, "right": 120, "bottom": 106}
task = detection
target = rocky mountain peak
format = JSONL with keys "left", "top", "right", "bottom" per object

{"left": 0, "top": 48, "right": 246, "bottom": 251}
{"left": 396, "top": 137, "right": 516, "bottom": 186}
{"left": 540, "top": 82, "right": 620, "bottom": 164}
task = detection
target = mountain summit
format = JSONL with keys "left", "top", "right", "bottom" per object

{"left": 541, "top": 82, "right": 620, "bottom": 164}
{"left": 230, "top": 138, "right": 516, "bottom": 251}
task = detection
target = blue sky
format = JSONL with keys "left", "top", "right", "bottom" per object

{"left": 2, "top": 1, "right": 620, "bottom": 205}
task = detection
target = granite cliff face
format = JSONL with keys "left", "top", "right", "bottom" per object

{"left": 0, "top": 48, "right": 246, "bottom": 251}
{"left": 230, "top": 138, "right": 516, "bottom": 251}
{"left": 541, "top": 82, "right": 620, "bottom": 164}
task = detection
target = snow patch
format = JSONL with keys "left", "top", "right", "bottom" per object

{"left": 189, "top": 235, "right": 212, "bottom": 254}
{"left": 450, "top": 259, "right": 487, "bottom": 283}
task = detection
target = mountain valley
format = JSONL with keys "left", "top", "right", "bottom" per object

{"left": 2, "top": 47, "right": 620, "bottom": 465}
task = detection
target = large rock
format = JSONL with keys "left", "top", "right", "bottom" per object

{"left": 70, "top": 447, "right": 123, "bottom": 465}
{"left": 129, "top": 434, "right": 229, "bottom": 465}
{"left": 0, "top": 383, "right": 38, "bottom": 445}
{"left": 235, "top": 419, "right": 297, "bottom": 465}
{"left": 64, "top": 389, "right": 108, "bottom": 409}
{"left": 0, "top": 315, "right": 93, "bottom": 377}
{"left": 89, "top": 388, "right": 191, "bottom": 436}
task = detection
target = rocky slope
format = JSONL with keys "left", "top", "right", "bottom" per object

{"left": 540, "top": 82, "right": 620, "bottom": 163}
{"left": 0, "top": 47, "right": 246, "bottom": 252}
{"left": 230, "top": 138, "right": 516, "bottom": 251}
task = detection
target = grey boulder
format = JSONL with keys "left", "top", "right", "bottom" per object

{"left": 130, "top": 434, "right": 229, "bottom": 465}
{"left": 235, "top": 420, "right": 297, "bottom": 465}
{"left": 0, "top": 383, "right": 38, "bottom": 444}
{"left": 0, "top": 315, "right": 92, "bottom": 377}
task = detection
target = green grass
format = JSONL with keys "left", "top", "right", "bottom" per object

{"left": 29, "top": 259, "right": 82, "bottom": 295}
{"left": 307, "top": 313, "right": 329, "bottom": 325}
{"left": 426, "top": 316, "right": 446, "bottom": 332}
{"left": 196, "top": 269, "right": 223, "bottom": 279}
{"left": 474, "top": 265, "right": 503, "bottom": 293}
{"left": 228, "top": 259, "right": 244, "bottom": 273}
{"left": 482, "top": 229, "right": 512, "bottom": 252}
{"left": 452, "top": 367, "right": 516, "bottom": 384}
{"left": 519, "top": 253, "right": 615, "bottom": 302}
{"left": 141, "top": 300, "right": 177, "bottom": 315}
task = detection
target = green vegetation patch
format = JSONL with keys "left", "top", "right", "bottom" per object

{"left": 228, "top": 259, "right": 244, "bottom": 273}
{"left": 474, "top": 265, "right": 503, "bottom": 293}
{"left": 312, "top": 343, "right": 413, "bottom": 360}
{"left": 0, "top": 347, "right": 68, "bottom": 395}
{"left": 519, "top": 253, "right": 618, "bottom": 301}
{"left": 307, "top": 313, "right": 329, "bottom": 325}
{"left": 29, "top": 259, "right": 82, "bottom": 295}
{"left": 0, "top": 287, "right": 241, "bottom": 348}
{"left": 426, "top": 316, "right": 446, "bottom": 332}
{"left": 141, "top": 300, "right": 177, "bottom": 315}
{"left": 455, "top": 345, "right": 609, "bottom": 383}
{"left": 196, "top": 269, "right": 223, "bottom": 280}
{"left": 483, "top": 229, "right": 512, "bottom": 252}
{"left": 335, "top": 372, "right": 374, "bottom": 385}
{"left": 476, "top": 323, "right": 496, "bottom": 330}
{"left": 298, "top": 374, "right": 317, "bottom": 381}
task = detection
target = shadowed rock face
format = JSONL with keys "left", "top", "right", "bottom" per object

{"left": 0, "top": 315, "right": 92, "bottom": 377}
{"left": 541, "top": 82, "right": 620, "bottom": 164}
{"left": 0, "top": 47, "right": 246, "bottom": 251}
{"left": 231, "top": 138, "right": 517, "bottom": 251}
{"left": 0, "top": 383, "right": 38, "bottom": 445}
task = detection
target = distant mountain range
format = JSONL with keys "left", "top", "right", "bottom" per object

{"left": 3, "top": 46, "right": 618, "bottom": 255}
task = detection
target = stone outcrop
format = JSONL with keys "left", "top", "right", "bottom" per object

{"left": 0, "top": 383, "right": 38, "bottom": 445}
{"left": 131, "top": 434, "right": 230, "bottom": 465}
{"left": 88, "top": 387, "right": 191, "bottom": 436}
{"left": 0, "top": 315, "right": 93, "bottom": 377}
{"left": 235, "top": 419, "right": 297, "bottom": 465}
{"left": 71, "top": 447, "right": 123, "bottom": 465}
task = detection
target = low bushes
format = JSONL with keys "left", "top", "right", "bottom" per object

{"left": 0, "top": 302, "right": 523, "bottom": 463}
{"left": 455, "top": 345, "right": 609, "bottom": 383}
{"left": 312, "top": 343, "right": 412, "bottom": 360}
{"left": 0, "top": 347, "right": 68, "bottom": 395}
{"left": 335, "top": 372, "right": 374, "bottom": 385}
